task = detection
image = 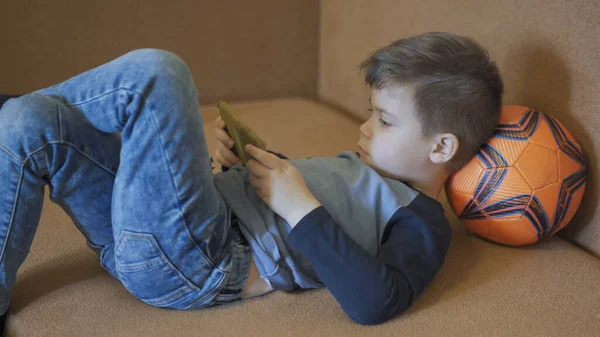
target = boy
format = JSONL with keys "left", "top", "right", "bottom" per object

{"left": 0, "top": 31, "right": 502, "bottom": 329}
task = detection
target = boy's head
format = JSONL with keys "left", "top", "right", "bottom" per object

{"left": 357, "top": 32, "right": 503, "bottom": 196}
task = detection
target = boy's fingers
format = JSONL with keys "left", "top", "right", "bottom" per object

{"left": 246, "top": 159, "right": 270, "bottom": 178}
{"left": 215, "top": 116, "right": 227, "bottom": 129}
{"left": 216, "top": 149, "right": 242, "bottom": 167}
{"left": 223, "top": 148, "right": 243, "bottom": 165}
{"left": 215, "top": 128, "right": 234, "bottom": 148}
{"left": 214, "top": 152, "right": 231, "bottom": 167}
{"left": 245, "top": 145, "right": 278, "bottom": 170}
{"left": 217, "top": 141, "right": 240, "bottom": 163}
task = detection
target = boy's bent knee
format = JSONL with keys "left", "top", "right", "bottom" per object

{"left": 1, "top": 93, "right": 56, "bottom": 120}
{"left": 120, "top": 48, "right": 197, "bottom": 99}
{"left": 125, "top": 49, "right": 191, "bottom": 78}
{"left": 0, "top": 94, "right": 61, "bottom": 156}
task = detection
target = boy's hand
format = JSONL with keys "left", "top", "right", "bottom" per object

{"left": 214, "top": 116, "right": 244, "bottom": 168}
{"left": 245, "top": 144, "right": 321, "bottom": 228}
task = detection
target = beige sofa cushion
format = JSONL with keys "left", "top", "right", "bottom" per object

{"left": 318, "top": 0, "right": 600, "bottom": 259}
{"left": 9, "top": 99, "right": 600, "bottom": 336}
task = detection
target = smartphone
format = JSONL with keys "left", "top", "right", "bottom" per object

{"left": 217, "top": 100, "right": 267, "bottom": 166}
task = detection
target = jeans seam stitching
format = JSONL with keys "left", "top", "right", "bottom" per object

{"left": 62, "top": 86, "right": 217, "bottom": 267}
{"left": 55, "top": 141, "right": 118, "bottom": 176}
{"left": 185, "top": 272, "right": 227, "bottom": 309}
{"left": 16, "top": 142, "right": 116, "bottom": 253}
{"left": 142, "top": 92, "right": 219, "bottom": 266}
{"left": 116, "top": 256, "right": 165, "bottom": 272}
{"left": 0, "top": 164, "right": 25, "bottom": 264}
{"left": 57, "top": 105, "right": 64, "bottom": 141}
{"left": 64, "top": 87, "right": 125, "bottom": 108}
{"left": 116, "top": 231, "right": 201, "bottom": 292}
{"left": 0, "top": 145, "right": 24, "bottom": 165}
{"left": 22, "top": 141, "right": 117, "bottom": 177}
{"left": 148, "top": 233, "right": 201, "bottom": 292}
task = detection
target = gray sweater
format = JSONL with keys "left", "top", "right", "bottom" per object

{"left": 213, "top": 150, "right": 452, "bottom": 324}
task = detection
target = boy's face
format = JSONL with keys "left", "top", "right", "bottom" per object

{"left": 358, "top": 86, "right": 434, "bottom": 183}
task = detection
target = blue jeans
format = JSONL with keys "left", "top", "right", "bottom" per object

{"left": 0, "top": 49, "right": 251, "bottom": 314}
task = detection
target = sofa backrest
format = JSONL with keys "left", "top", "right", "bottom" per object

{"left": 0, "top": 1, "right": 319, "bottom": 104}
{"left": 318, "top": 0, "right": 600, "bottom": 258}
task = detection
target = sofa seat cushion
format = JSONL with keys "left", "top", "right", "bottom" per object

{"left": 9, "top": 98, "right": 600, "bottom": 336}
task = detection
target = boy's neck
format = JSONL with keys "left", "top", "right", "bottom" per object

{"left": 409, "top": 173, "right": 448, "bottom": 202}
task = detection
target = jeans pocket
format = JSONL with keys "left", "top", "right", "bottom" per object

{"left": 115, "top": 231, "right": 199, "bottom": 308}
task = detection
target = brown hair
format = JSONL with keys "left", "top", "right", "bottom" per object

{"left": 359, "top": 32, "right": 504, "bottom": 174}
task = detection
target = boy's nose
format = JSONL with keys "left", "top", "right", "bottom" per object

{"left": 359, "top": 119, "right": 372, "bottom": 139}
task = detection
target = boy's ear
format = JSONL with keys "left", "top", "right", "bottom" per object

{"left": 429, "top": 133, "right": 459, "bottom": 165}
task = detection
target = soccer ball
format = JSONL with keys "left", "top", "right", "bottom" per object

{"left": 445, "top": 106, "right": 586, "bottom": 246}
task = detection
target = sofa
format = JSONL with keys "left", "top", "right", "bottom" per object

{"left": 1, "top": 0, "right": 599, "bottom": 336}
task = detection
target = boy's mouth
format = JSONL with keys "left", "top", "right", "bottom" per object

{"left": 358, "top": 145, "right": 370, "bottom": 158}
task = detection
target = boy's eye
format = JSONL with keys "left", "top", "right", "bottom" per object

{"left": 367, "top": 108, "right": 391, "bottom": 127}
{"left": 378, "top": 118, "right": 391, "bottom": 127}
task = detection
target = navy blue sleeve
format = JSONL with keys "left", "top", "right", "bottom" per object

{"left": 286, "top": 202, "right": 451, "bottom": 326}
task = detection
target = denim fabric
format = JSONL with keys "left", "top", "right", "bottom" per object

{"left": 0, "top": 95, "right": 21, "bottom": 109}
{"left": 0, "top": 49, "right": 250, "bottom": 314}
{"left": 206, "top": 214, "right": 251, "bottom": 307}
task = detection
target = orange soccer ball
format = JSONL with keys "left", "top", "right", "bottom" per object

{"left": 445, "top": 106, "right": 586, "bottom": 246}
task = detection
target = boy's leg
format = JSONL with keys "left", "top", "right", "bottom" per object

{"left": 1, "top": 49, "right": 239, "bottom": 311}
{"left": 0, "top": 93, "right": 121, "bottom": 316}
